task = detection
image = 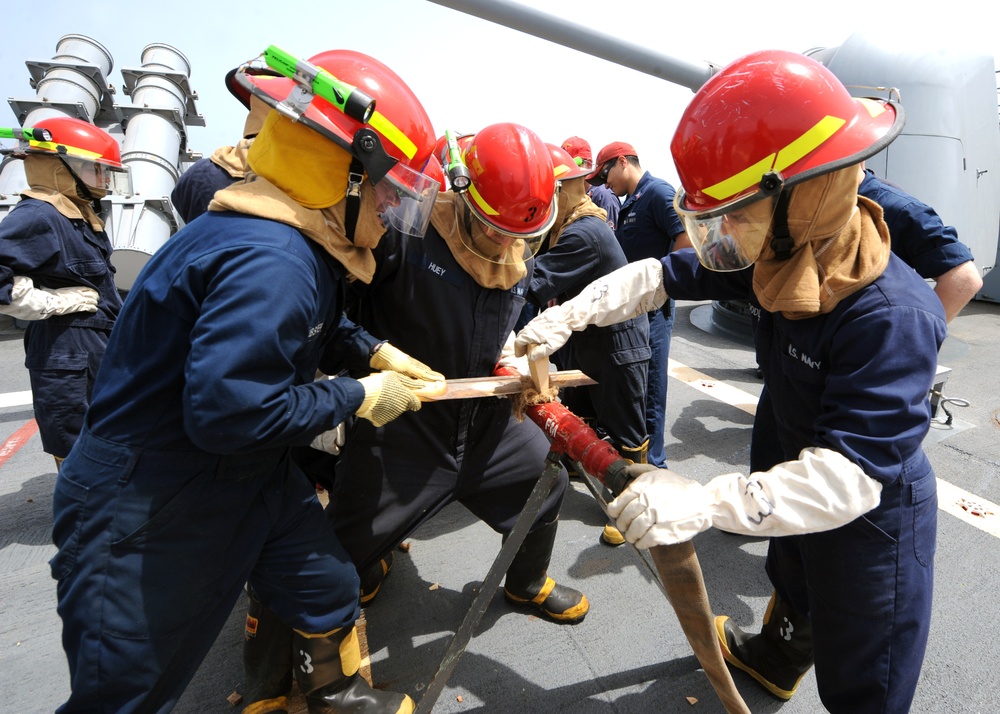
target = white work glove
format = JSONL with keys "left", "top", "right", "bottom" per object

{"left": 514, "top": 258, "right": 667, "bottom": 361}
{"left": 310, "top": 423, "right": 346, "bottom": 455}
{"left": 369, "top": 342, "right": 445, "bottom": 382}
{"left": 355, "top": 371, "right": 425, "bottom": 427}
{"left": 606, "top": 447, "right": 883, "bottom": 549}
{"left": 0, "top": 275, "right": 99, "bottom": 321}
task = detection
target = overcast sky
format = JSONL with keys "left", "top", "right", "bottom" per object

{"left": 2, "top": 0, "right": 997, "bottom": 188}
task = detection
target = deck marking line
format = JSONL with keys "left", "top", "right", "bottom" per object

{"left": 0, "top": 419, "right": 39, "bottom": 469}
{"left": 0, "top": 390, "right": 33, "bottom": 409}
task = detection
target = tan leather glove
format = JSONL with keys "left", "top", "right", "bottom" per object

{"left": 0, "top": 276, "right": 99, "bottom": 321}
{"left": 355, "top": 372, "right": 424, "bottom": 427}
{"left": 369, "top": 342, "right": 445, "bottom": 382}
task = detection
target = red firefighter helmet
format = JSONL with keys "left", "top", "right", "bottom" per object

{"left": 669, "top": 49, "right": 903, "bottom": 271}
{"left": 238, "top": 48, "right": 439, "bottom": 233}
{"left": 546, "top": 143, "right": 591, "bottom": 182}
{"left": 25, "top": 116, "right": 122, "bottom": 167}
{"left": 672, "top": 49, "right": 902, "bottom": 212}
{"left": 239, "top": 49, "right": 437, "bottom": 193}
{"left": 461, "top": 122, "right": 556, "bottom": 238}
{"left": 21, "top": 116, "right": 130, "bottom": 197}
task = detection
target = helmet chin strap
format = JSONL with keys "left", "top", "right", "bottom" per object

{"left": 769, "top": 189, "right": 794, "bottom": 261}
{"left": 343, "top": 156, "right": 365, "bottom": 243}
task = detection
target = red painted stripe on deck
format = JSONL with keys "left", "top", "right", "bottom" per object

{"left": 0, "top": 419, "right": 39, "bottom": 469}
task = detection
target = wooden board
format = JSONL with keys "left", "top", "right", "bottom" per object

{"left": 414, "top": 369, "right": 596, "bottom": 401}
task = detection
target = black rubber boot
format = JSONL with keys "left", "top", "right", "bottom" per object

{"left": 359, "top": 552, "right": 394, "bottom": 607}
{"left": 715, "top": 591, "right": 814, "bottom": 700}
{"left": 503, "top": 519, "right": 589, "bottom": 623}
{"left": 242, "top": 586, "right": 293, "bottom": 714}
{"left": 292, "top": 626, "right": 414, "bottom": 714}
{"left": 600, "top": 438, "right": 649, "bottom": 547}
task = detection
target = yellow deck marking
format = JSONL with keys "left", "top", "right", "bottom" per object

{"left": 668, "top": 359, "right": 759, "bottom": 415}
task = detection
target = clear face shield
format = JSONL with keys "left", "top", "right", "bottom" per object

{"left": 460, "top": 192, "right": 557, "bottom": 266}
{"left": 374, "top": 161, "right": 439, "bottom": 236}
{"left": 674, "top": 189, "right": 779, "bottom": 272}
{"left": 63, "top": 156, "right": 132, "bottom": 198}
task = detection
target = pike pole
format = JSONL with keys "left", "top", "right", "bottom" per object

{"left": 495, "top": 366, "right": 751, "bottom": 714}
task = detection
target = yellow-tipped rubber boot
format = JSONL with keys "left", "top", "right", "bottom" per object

{"left": 359, "top": 552, "right": 394, "bottom": 606}
{"left": 293, "top": 626, "right": 413, "bottom": 713}
{"left": 502, "top": 519, "right": 589, "bottom": 623}
{"left": 242, "top": 586, "right": 293, "bottom": 714}
{"left": 601, "top": 439, "right": 649, "bottom": 546}
{"left": 715, "top": 591, "right": 814, "bottom": 700}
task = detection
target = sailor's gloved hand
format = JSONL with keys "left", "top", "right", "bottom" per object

{"left": 514, "top": 258, "right": 667, "bottom": 361}
{"left": 513, "top": 304, "right": 574, "bottom": 362}
{"left": 310, "top": 423, "right": 346, "bottom": 455}
{"left": 355, "top": 371, "right": 424, "bottom": 427}
{"left": 607, "top": 447, "right": 883, "bottom": 549}
{"left": 607, "top": 466, "right": 714, "bottom": 549}
{"left": 370, "top": 341, "right": 445, "bottom": 382}
{"left": 0, "top": 276, "right": 99, "bottom": 321}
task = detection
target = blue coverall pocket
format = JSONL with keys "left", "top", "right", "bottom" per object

{"left": 608, "top": 320, "right": 652, "bottom": 365}
{"left": 49, "top": 473, "right": 89, "bottom": 581}
{"left": 67, "top": 258, "right": 107, "bottom": 280}
{"left": 805, "top": 513, "right": 898, "bottom": 620}
{"left": 103, "top": 465, "right": 237, "bottom": 639}
{"left": 908, "top": 470, "right": 938, "bottom": 567}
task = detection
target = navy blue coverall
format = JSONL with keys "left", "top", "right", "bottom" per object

{"left": 49, "top": 210, "right": 378, "bottom": 713}
{"left": 616, "top": 171, "right": 685, "bottom": 466}
{"left": 662, "top": 248, "right": 946, "bottom": 714}
{"left": 528, "top": 213, "right": 650, "bottom": 450}
{"left": 329, "top": 223, "right": 568, "bottom": 574}
{"left": 0, "top": 198, "right": 122, "bottom": 458}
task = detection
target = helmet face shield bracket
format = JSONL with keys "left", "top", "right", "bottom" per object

{"left": 352, "top": 127, "right": 397, "bottom": 185}
{"left": 236, "top": 70, "right": 401, "bottom": 186}
{"left": 263, "top": 45, "right": 375, "bottom": 124}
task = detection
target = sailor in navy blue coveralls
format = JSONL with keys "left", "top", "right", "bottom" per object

{"left": 0, "top": 197, "right": 121, "bottom": 460}
{"left": 329, "top": 164, "right": 588, "bottom": 624}
{"left": 616, "top": 171, "right": 685, "bottom": 466}
{"left": 332, "top": 219, "right": 566, "bottom": 572}
{"left": 659, "top": 243, "right": 946, "bottom": 713}
{"left": 49, "top": 209, "right": 380, "bottom": 713}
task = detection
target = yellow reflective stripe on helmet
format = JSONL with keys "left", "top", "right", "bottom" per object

{"left": 368, "top": 111, "right": 417, "bottom": 160}
{"left": 703, "top": 115, "right": 847, "bottom": 201}
{"left": 703, "top": 154, "right": 776, "bottom": 201}
{"left": 773, "top": 115, "right": 846, "bottom": 174}
{"left": 553, "top": 164, "right": 571, "bottom": 178}
{"left": 28, "top": 140, "right": 103, "bottom": 160}
{"left": 467, "top": 180, "right": 499, "bottom": 216}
